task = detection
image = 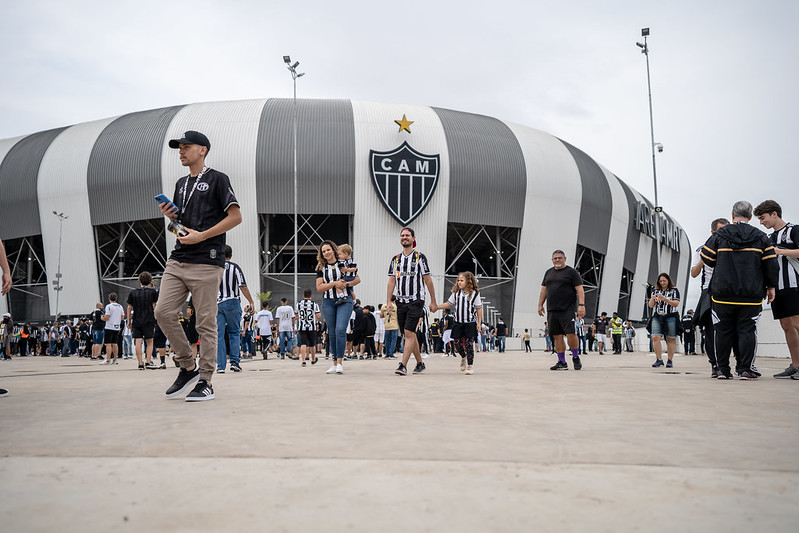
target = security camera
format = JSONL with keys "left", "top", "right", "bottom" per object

{"left": 655, "top": 143, "right": 663, "bottom": 153}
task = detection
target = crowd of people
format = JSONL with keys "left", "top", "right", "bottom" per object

{"left": 2, "top": 131, "right": 796, "bottom": 400}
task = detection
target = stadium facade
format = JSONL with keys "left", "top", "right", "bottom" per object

{"left": 0, "top": 99, "right": 691, "bottom": 333}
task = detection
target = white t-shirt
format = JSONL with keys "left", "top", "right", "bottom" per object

{"left": 104, "top": 302, "right": 125, "bottom": 331}
{"left": 254, "top": 310, "right": 273, "bottom": 336}
{"left": 275, "top": 305, "right": 296, "bottom": 332}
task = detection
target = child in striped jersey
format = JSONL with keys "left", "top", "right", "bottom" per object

{"left": 437, "top": 272, "right": 483, "bottom": 375}
{"left": 335, "top": 244, "right": 357, "bottom": 305}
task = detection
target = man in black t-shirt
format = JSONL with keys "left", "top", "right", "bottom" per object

{"left": 538, "top": 249, "right": 586, "bottom": 371}
{"left": 90, "top": 303, "right": 105, "bottom": 360}
{"left": 127, "top": 271, "right": 159, "bottom": 370}
{"left": 155, "top": 131, "right": 241, "bottom": 402}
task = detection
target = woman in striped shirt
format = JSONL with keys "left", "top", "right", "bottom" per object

{"left": 437, "top": 272, "right": 483, "bottom": 375}
{"left": 648, "top": 272, "right": 681, "bottom": 368}
{"left": 316, "top": 240, "right": 360, "bottom": 374}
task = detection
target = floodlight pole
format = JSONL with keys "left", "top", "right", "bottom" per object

{"left": 284, "top": 55, "right": 305, "bottom": 306}
{"left": 637, "top": 28, "right": 662, "bottom": 277}
{"left": 53, "top": 211, "right": 68, "bottom": 319}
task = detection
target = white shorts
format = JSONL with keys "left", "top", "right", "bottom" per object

{"left": 596, "top": 333, "right": 607, "bottom": 345}
{"left": 375, "top": 331, "right": 385, "bottom": 343}
{"left": 442, "top": 330, "right": 452, "bottom": 343}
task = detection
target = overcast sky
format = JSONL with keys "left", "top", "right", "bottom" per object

{"left": 1, "top": 0, "right": 795, "bottom": 305}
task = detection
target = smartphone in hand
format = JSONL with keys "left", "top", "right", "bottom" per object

{"left": 154, "top": 194, "right": 179, "bottom": 216}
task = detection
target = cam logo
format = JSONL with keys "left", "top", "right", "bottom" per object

{"left": 369, "top": 141, "right": 440, "bottom": 226}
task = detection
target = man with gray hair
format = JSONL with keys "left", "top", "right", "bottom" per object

{"left": 701, "top": 201, "right": 779, "bottom": 380}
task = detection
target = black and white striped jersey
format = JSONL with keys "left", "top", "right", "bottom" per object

{"left": 387, "top": 250, "right": 431, "bottom": 303}
{"left": 771, "top": 223, "right": 799, "bottom": 290}
{"left": 218, "top": 260, "right": 247, "bottom": 303}
{"left": 317, "top": 262, "right": 343, "bottom": 299}
{"left": 295, "top": 299, "right": 320, "bottom": 331}
{"left": 652, "top": 287, "right": 680, "bottom": 315}
{"left": 446, "top": 289, "right": 482, "bottom": 323}
{"left": 693, "top": 245, "right": 714, "bottom": 290}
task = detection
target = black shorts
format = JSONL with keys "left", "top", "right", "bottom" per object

{"left": 104, "top": 329, "right": 120, "bottom": 344}
{"left": 351, "top": 331, "right": 365, "bottom": 347}
{"left": 132, "top": 322, "right": 154, "bottom": 339}
{"left": 451, "top": 321, "right": 478, "bottom": 341}
{"left": 153, "top": 325, "right": 167, "bottom": 349}
{"left": 397, "top": 300, "right": 424, "bottom": 333}
{"left": 548, "top": 310, "right": 576, "bottom": 336}
{"left": 298, "top": 330, "right": 317, "bottom": 347}
{"left": 772, "top": 288, "right": 799, "bottom": 320}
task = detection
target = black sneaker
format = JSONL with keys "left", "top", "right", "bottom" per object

{"left": 0, "top": 388, "right": 8, "bottom": 397}
{"left": 572, "top": 356, "right": 582, "bottom": 370}
{"left": 165, "top": 366, "right": 200, "bottom": 398}
{"left": 413, "top": 362, "right": 426, "bottom": 374}
{"left": 138, "top": 364, "right": 145, "bottom": 371}
{"left": 395, "top": 363, "right": 407, "bottom": 376}
{"left": 230, "top": 362, "right": 242, "bottom": 372}
{"left": 739, "top": 370, "right": 758, "bottom": 381}
{"left": 773, "top": 365, "right": 797, "bottom": 379}
{"left": 185, "top": 379, "right": 214, "bottom": 402}
{"left": 550, "top": 361, "right": 568, "bottom": 371}
{"left": 717, "top": 371, "right": 732, "bottom": 380}
{"left": 711, "top": 366, "right": 719, "bottom": 379}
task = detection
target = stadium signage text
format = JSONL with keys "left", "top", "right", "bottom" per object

{"left": 634, "top": 201, "right": 681, "bottom": 252}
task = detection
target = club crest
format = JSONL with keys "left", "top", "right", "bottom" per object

{"left": 369, "top": 141, "right": 440, "bottom": 226}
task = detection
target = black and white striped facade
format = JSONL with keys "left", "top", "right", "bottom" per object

{"left": 0, "top": 99, "right": 691, "bottom": 332}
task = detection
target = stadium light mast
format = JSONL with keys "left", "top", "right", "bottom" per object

{"left": 52, "top": 211, "right": 68, "bottom": 319}
{"left": 284, "top": 55, "right": 305, "bottom": 306}
{"left": 636, "top": 27, "right": 663, "bottom": 277}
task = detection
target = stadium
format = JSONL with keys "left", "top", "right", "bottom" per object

{"left": 0, "top": 99, "right": 691, "bottom": 333}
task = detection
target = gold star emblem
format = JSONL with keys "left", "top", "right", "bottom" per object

{"left": 394, "top": 114, "right": 414, "bottom": 133}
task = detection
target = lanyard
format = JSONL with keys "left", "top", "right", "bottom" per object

{"left": 179, "top": 166, "right": 209, "bottom": 221}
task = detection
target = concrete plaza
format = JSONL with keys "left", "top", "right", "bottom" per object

{"left": 0, "top": 349, "right": 796, "bottom": 532}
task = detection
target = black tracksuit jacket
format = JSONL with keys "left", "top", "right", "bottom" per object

{"left": 700, "top": 221, "right": 779, "bottom": 305}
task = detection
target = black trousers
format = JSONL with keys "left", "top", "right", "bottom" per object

{"left": 712, "top": 303, "right": 761, "bottom": 376}
{"left": 612, "top": 333, "right": 622, "bottom": 353}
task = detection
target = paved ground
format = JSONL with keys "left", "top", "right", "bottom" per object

{"left": 1, "top": 350, "right": 797, "bottom": 532}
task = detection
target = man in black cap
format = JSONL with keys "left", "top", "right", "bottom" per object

{"left": 155, "top": 130, "right": 241, "bottom": 401}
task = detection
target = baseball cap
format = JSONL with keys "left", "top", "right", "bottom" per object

{"left": 168, "top": 131, "right": 211, "bottom": 151}
{"left": 3, "top": 312, "right": 10, "bottom": 317}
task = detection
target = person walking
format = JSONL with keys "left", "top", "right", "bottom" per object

{"left": 296, "top": 289, "right": 321, "bottom": 366}
{"left": 522, "top": 328, "right": 532, "bottom": 353}
{"left": 387, "top": 228, "right": 438, "bottom": 376}
{"left": 254, "top": 301, "right": 274, "bottom": 359}
{"left": 216, "top": 245, "right": 255, "bottom": 373}
{"left": 437, "top": 272, "right": 483, "bottom": 374}
{"left": 316, "top": 240, "right": 360, "bottom": 374}
{"left": 648, "top": 273, "right": 681, "bottom": 369}
{"left": 382, "top": 297, "right": 399, "bottom": 359}
{"left": 538, "top": 249, "right": 586, "bottom": 371}
{"left": 275, "top": 298, "right": 296, "bottom": 359}
{"left": 100, "top": 293, "right": 125, "bottom": 365}
{"left": 127, "top": 271, "right": 159, "bottom": 370}
{"left": 610, "top": 312, "right": 624, "bottom": 354}
{"left": 155, "top": 130, "right": 242, "bottom": 401}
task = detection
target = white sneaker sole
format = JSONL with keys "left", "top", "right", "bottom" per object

{"left": 185, "top": 392, "right": 215, "bottom": 402}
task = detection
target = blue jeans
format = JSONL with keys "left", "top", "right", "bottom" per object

{"left": 49, "top": 340, "right": 57, "bottom": 356}
{"left": 384, "top": 328, "right": 399, "bottom": 357}
{"left": 321, "top": 296, "right": 354, "bottom": 361}
{"left": 217, "top": 299, "right": 242, "bottom": 369}
{"left": 578, "top": 334, "right": 586, "bottom": 352}
{"left": 650, "top": 314, "right": 678, "bottom": 339}
{"left": 480, "top": 335, "right": 488, "bottom": 351}
{"left": 497, "top": 336, "right": 506, "bottom": 352}
{"left": 241, "top": 330, "right": 253, "bottom": 355}
{"left": 278, "top": 331, "right": 294, "bottom": 356}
